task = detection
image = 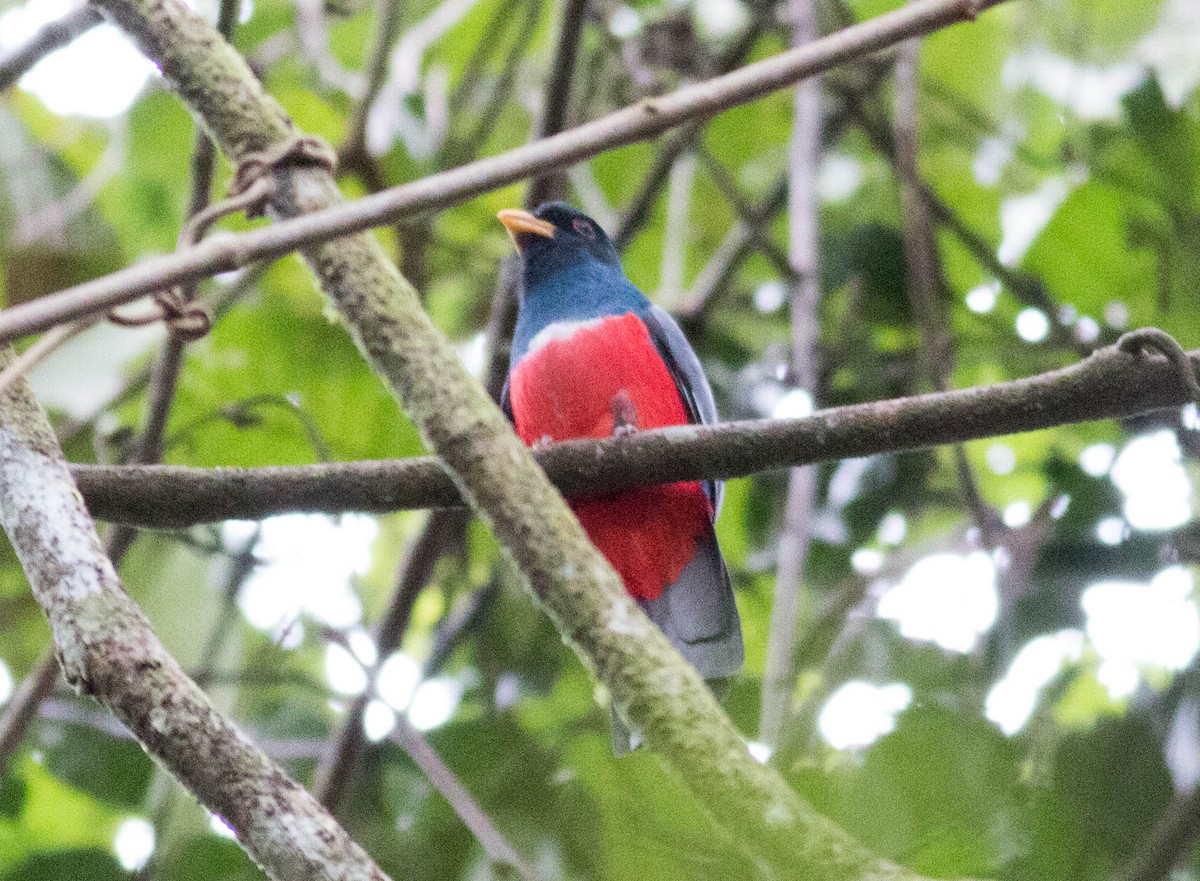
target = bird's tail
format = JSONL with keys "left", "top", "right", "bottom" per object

{"left": 613, "top": 524, "right": 742, "bottom": 753}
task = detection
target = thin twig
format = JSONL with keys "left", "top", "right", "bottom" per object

{"left": 314, "top": 510, "right": 467, "bottom": 811}
{"left": 657, "top": 152, "right": 696, "bottom": 305}
{"left": 391, "top": 717, "right": 539, "bottom": 880}
{"left": 440, "top": 0, "right": 544, "bottom": 168}
{"left": 55, "top": 265, "right": 265, "bottom": 446}
{"left": 342, "top": 0, "right": 407, "bottom": 164}
{"left": 676, "top": 64, "right": 888, "bottom": 322}
{"left": 193, "top": 527, "right": 262, "bottom": 687}
{"left": 479, "top": 0, "right": 594, "bottom": 398}
{"left": 0, "top": 0, "right": 1010, "bottom": 345}
{"left": 445, "top": 0, "right": 523, "bottom": 120}
{"left": 0, "top": 318, "right": 99, "bottom": 400}
{"left": 525, "top": 0, "right": 591, "bottom": 206}
{"left": 611, "top": 17, "right": 768, "bottom": 251}
{"left": 422, "top": 582, "right": 495, "bottom": 677}
{"left": 70, "top": 336, "right": 1200, "bottom": 526}
{"left": 678, "top": 178, "right": 787, "bottom": 320}
{"left": 16, "top": 121, "right": 127, "bottom": 246}
{"left": 832, "top": 79, "right": 1087, "bottom": 355}
{"left": 0, "top": 651, "right": 59, "bottom": 776}
{"left": 0, "top": 5, "right": 102, "bottom": 92}
{"left": 695, "top": 148, "right": 792, "bottom": 277}
{"left": 759, "top": 0, "right": 822, "bottom": 750}
{"left": 1118, "top": 778, "right": 1200, "bottom": 880}
{"left": 891, "top": 32, "right": 997, "bottom": 543}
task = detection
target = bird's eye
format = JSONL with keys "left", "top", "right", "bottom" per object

{"left": 572, "top": 218, "right": 596, "bottom": 240}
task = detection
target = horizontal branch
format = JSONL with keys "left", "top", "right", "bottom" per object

{"left": 74, "top": 340, "right": 1193, "bottom": 526}
{"left": 0, "top": 0, "right": 1006, "bottom": 344}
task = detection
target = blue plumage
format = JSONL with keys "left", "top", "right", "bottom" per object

{"left": 499, "top": 202, "right": 743, "bottom": 753}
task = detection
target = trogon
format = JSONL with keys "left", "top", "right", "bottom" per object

{"left": 498, "top": 202, "right": 743, "bottom": 752}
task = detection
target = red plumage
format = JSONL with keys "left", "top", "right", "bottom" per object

{"left": 508, "top": 313, "right": 711, "bottom": 600}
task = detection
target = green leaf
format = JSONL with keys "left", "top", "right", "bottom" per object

{"left": 43, "top": 725, "right": 154, "bottom": 809}
{"left": 1, "top": 849, "right": 124, "bottom": 881}
{"left": 798, "top": 706, "right": 1030, "bottom": 878}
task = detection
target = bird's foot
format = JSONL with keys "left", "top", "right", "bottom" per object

{"left": 610, "top": 389, "right": 639, "bottom": 437}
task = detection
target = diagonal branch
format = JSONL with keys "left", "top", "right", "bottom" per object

{"left": 0, "top": 5, "right": 102, "bottom": 92}
{"left": 0, "top": 353, "right": 393, "bottom": 881}
{"left": 0, "top": 0, "right": 1010, "bottom": 345}
{"left": 67, "top": 0, "right": 1008, "bottom": 874}
{"left": 390, "top": 718, "right": 538, "bottom": 880}
{"left": 525, "top": 0, "right": 590, "bottom": 206}
{"left": 831, "top": 79, "right": 1086, "bottom": 355}
{"left": 314, "top": 509, "right": 467, "bottom": 811}
{"left": 71, "top": 338, "right": 1200, "bottom": 527}
{"left": 0, "top": 651, "right": 59, "bottom": 775}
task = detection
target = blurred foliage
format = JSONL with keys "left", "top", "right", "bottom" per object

{"left": 2, "top": 0, "right": 1200, "bottom": 878}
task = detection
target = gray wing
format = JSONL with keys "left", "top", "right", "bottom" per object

{"left": 641, "top": 305, "right": 723, "bottom": 514}
{"left": 638, "top": 528, "right": 743, "bottom": 681}
{"left": 639, "top": 306, "right": 743, "bottom": 690}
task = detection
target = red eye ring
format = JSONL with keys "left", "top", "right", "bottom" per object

{"left": 572, "top": 218, "right": 596, "bottom": 240}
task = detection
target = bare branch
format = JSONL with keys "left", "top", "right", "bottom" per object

{"left": 479, "top": 0, "right": 594, "bottom": 397}
{"left": 831, "top": 78, "right": 1087, "bottom": 355}
{"left": 0, "top": 353, "right": 393, "bottom": 881}
{"left": 759, "top": 0, "right": 822, "bottom": 749}
{"left": 0, "top": 5, "right": 102, "bottom": 92}
{"left": 525, "top": 0, "right": 591, "bottom": 206}
{"left": 314, "top": 510, "right": 467, "bottom": 811}
{"left": 343, "top": 0, "right": 406, "bottom": 163}
{"left": 391, "top": 718, "right": 539, "bottom": 880}
{"left": 1119, "top": 778, "right": 1200, "bottom": 881}
{"left": 696, "top": 148, "right": 792, "bottom": 277}
{"left": 610, "top": 13, "right": 768, "bottom": 250}
{"left": 0, "top": 651, "right": 59, "bottom": 776}
{"left": 0, "top": 0, "right": 1010, "bottom": 344}
{"left": 891, "top": 33, "right": 998, "bottom": 543}
{"left": 71, "top": 339, "right": 1199, "bottom": 527}
{"left": 0, "top": 319, "right": 99, "bottom": 399}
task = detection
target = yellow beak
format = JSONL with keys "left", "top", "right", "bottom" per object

{"left": 497, "top": 209, "right": 556, "bottom": 248}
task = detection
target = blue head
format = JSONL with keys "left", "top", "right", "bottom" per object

{"left": 499, "top": 202, "right": 650, "bottom": 363}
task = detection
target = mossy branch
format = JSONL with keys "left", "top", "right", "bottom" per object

{"left": 63, "top": 0, "right": 1002, "bottom": 876}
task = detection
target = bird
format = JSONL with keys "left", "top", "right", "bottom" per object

{"left": 497, "top": 201, "right": 743, "bottom": 752}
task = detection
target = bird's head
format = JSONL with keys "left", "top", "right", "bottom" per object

{"left": 498, "top": 202, "right": 620, "bottom": 291}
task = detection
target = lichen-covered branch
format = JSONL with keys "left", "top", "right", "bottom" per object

{"left": 0, "top": 351, "right": 392, "bottom": 881}
{"left": 76, "top": 0, "right": 994, "bottom": 876}
{"left": 72, "top": 339, "right": 1196, "bottom": 527}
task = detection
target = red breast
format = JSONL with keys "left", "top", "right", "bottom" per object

{"left": 508, "top": 313, "right": 711, "bottom": 600}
